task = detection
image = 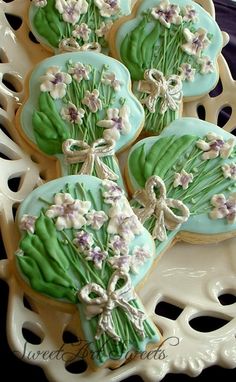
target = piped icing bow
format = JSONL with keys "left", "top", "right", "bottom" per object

{"left": 78, "top": 270, "right": 146, "bottom": 341}
{"left": 58, "top": 38, "right": 101, "bottom": 53}
{"left": 137, "top": 69, "right": 183, "bottom": 114}
{"left": 62, "top": 138, "right": 118, "bottom": 180}
{"left": 133, "top": 176, "right": 190, "bottom": 242}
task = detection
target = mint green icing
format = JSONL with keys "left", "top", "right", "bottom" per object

{"left": 16, "top": 175, "right": 160, "bottom": 365}
{"left": 29, "top": 0, "right": 132, "bottom": 53}
{"left": 128, "top": 118, "right": 236, "bottom": 246}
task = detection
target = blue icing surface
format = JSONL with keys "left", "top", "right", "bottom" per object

{"left": 21, "top": 52, "right": 144, "bottom": 154}
{"left": 128, "top": 118, "right": 236, "bottom": 238}
{"left": 115, "top": 0, "right": 223, "bottom": 97}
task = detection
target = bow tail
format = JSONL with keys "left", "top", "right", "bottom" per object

{"left": 133, "top": 206, "right": 154, "bottom": 224}
{"left": 95, "top": 312, "right": 120, "bottom": 342}
{"left": 78, "top": 153, "right": 94, "bottom": 175}
{"left": 95, "top": 157, "right": 119, "bottom": 181}
{"left": 117, "top": 299, "right": 146, "bottom": 339}
{"left": 152, "top": 210, "right": 167, "bottom": 242}
{"left": 142, "top": 95, "right": 158, "bottom": 114}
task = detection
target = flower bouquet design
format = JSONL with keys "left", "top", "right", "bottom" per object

{"left": 127, "top": 118, "right": 236, "bottom": 255}
{"left": 15, "top": 175, "right": 160, "bottom": 367}
{"left": 30, "top": 0, "right": 132, "bottom": 53}
{"left": 110, "top": 0, "right": 223, "bottom": 135}
{"left": 18, "top": 52, "right": 144, "bottom": 183}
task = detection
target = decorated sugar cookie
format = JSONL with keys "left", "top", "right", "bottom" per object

{"left": 16, "top": 52, "right": 144, "bottom": 184}
{"left": 110, "top": 0, "right": 224, "bottom": 135}
{"left": 29, "top": 0, "right": 133, "bottom": 54}
{"left": 15, "top": 175, "right": 161, "bottom": 368}
{"left": 126, "top": 118, "right": 236, "bottom": 258}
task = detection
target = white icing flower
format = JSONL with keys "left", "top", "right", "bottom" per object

{"left": 97, "top": 105, "right": 131, "bottom": 142}
{"left": 173, "top": 169, "right": 193, "bottom": 190}
{"left": 178, "top": 63, "right": 196, "bottom": 82}
{"left": 68, "top": 61, "right": 91, "bottom": 82}
{"left": 73, "top": 230, "right": 94, "bottom": 251}
{"left": 107, "top": 199, "right": 143, "bottom": 242}
{"left": 108, "top": 235, "right": 129, "bottom": 255}
{"left": 209, "top": 193, "right": 236, "bottom": 224}
{"left": 94, "top": 0, "right": 120, "bottom": 18}
{"left": 102, "top": 72, "right": 122, "bottom": 92}
{"left": 102, "top": 180, "right": 124, "bottom": 204}
{"left": 182, "top": 5, "right": 198, "bottom": 23}
{"left": 182, "top": 28, "right": 210, "bottom": 56}
{"left": 82, "top": 89, "right": 102, "bottom": 113}
{"left": 151, "top": 0, "right": 182, "bottom": 28}
{"left": 108, "top": 255, "right": 131, "bottom": 273}
{"left": 46, "top": 193, "right": 91, "bottom": 230}
{"left": 130, "top": 245, "right": 152, "bottom": 274}
{"left": 72, "top": 23, "right": 91, "bottom": 41}
{"left": 33, "top": 0, "right": 47, "bottom": 7}
{"left": 198, "top": 56, "right": 214, "bottom": 74}
{"left": 60, "top": 102, "right": 85, "bottom": 124}
{"left": 196, "top": 132, "right": 235, "bottom": 160}
{"left": 19, "top": 215, "right": 37, "bottom": 234}
{"left": 40, "top": 66, "right": 72, "bottom": 99}
{"left": 55, "top": 0, "right": 88, "bottom": 25}
{"left": 95, "top": 21, "right": 113, "bottom": 39}
{"left": 222, "top": 163, "right": 236, "bottom": 180}
{"left": 85, "top": 246, "right": 108, "bottom": 269}
{"left": 86, "top": 210, "right": 108, "bottom": 230}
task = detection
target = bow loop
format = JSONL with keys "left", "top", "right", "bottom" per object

{"left": 133, "top": 176, "right": 190, "bottom": 242}
{"left": 62, "top": 138, "right": 118, "bottom": 180}
{"left": 138, "top": 69, "right": 182, "bottom": 114}
{"left": 59, "top": 38, "right": 101, "bottom": 53}
{"left": 78, "top": 270, "right": 146, "bottom": 341}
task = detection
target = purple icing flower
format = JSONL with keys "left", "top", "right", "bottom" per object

{"left": 196, "top": 132, "right": 235, "bottom": 160}
{"left": 33, "top": 0, "right": 47, "bottom": 7}
{"left": 19, "top": 215, "right": 37, "bottom": 234}
{"left": 182, "top": 5, "right": 198, "bottom": 23}
{"left": 86, "top": 210, "right": 108, "bottom": 230}
{"left": 94, "top": 0, "right": 120, "bottom": 18}
{"left": 55, "top": 0, "right": 88, "bottom": 25}
{"left": 102, "top": 180, "right": 124, "bottom": 204}
{"left": 97, "top": 105, "right": 131, "bottom": 142}
{"left": 72, "top": 23, "right": 91, "bottom": 41}
{"left": 68, "top": 62, "right": 91, "bottom": 83}
{"left": 178, "top": 63, "right": 196, "bottom": 82}
{"left": 108, "top": 255, "right": 131, "bottom": 272}
{"left": 209, "top": 193, "right": 236, "bottom": 224}
{"left": 60, "top": 102, "right": 85, "bottom": 124}
{"left": 82, "top": 89, "right": 102, "bottom": 113}
{"left": 173, "top": 170, "right": 193, "bottom": 190}
{"left": 222, "top": 163, "right": 236, "bottom": 180}
{"left": 46, "top": 193, "right": 91, "bottom": 230}
{"left": 198, "top": 56, "right": 214, "bottom": 74}
{"left": 109, "top": 235, "right": 129, "bottom": 255}
{"left": 73, "top": 230, "right": 94, "bottom": 251}
{"left": 40, "top": 66, "right": 72, "bottom": 99}
{"left": 86, "top": 246, "right": 108, "bottom": 269}
{"left": 151, "top": 0, "right": 182, "bottom": 28}
{"left": 182, "top": 28, "right": 210, "bottom": 56}
{"left": 95, "top": 21, "right": 113, "bottom": 39}
{"left": 130, "top": 245, "right": 152, "bottom": 274}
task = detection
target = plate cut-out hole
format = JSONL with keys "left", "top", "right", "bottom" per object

{"left": 197, "top": 105, "right": 206, "bottom": 120}
{"left": 155, "top": 301, "right": 183, "bottom": 320}
{"left": 189, "top": 315, "right": 229, "bottom": 332}
{"left": 209, "top": 78, "right": 223, "bottom": 98}
{"left": 121, "top": 376, "right": 144, "bottom": 382}
{"left": 0, "top": 48, "right": 8, "bottom": 63}
{"left": 28, "top": 31, "right": 40, "bottom": 44}
{"left": 218, "top": 293, "right": 236, "bottom": 306}
{"left": 0, "top": 94, "right": 8, "bottom": 111}
{"left": 22, "top": 327, "right": 42, "bottom": 345}
{"left": 217, "top": 106, "right": 232, "bottom": 127}
{"left": 5, "top": 13, "right": 22, "bottom": 30}
{"left": 0, "top": 123, "right": 12, "bottom": 139}
{"left": 2, "top": 73, "right": 23, "bottom": 93}
{"left": 0, "top": 150, "right": 10, "bottom": 160}
{"left": 65, "top": 359, "right": 87, "bottom": 374}
{"left": 12, "top": 204, "right": 18, "bottom": 221}
{"left": 23, "top": 295, "right": 34, "bottom": 312}
{"left": 63, "top": 331, "right": 78, "bottom": 344}
{"left": 0, "top": 232, "right": 7, "bottom": 260}
{"left": 8, "top": 176, "right": 21, "bottom": 192}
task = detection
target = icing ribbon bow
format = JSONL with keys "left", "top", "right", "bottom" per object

{"left": 59, "top": 38, "right": 101, "bottom": 53}
{"left": 62, "top": 138, "right": 118, "bottom": 180}
{"left": 137, "top": 69, "right": 183, "bottom": 114}
{"left": 78, "top": 270, "right": 146, "bottom": 341}
{"left": 133, "top": 176, "right": 190, "bottom": 242}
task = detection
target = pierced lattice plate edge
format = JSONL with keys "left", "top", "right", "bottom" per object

{"left": 0, "top": 1, "right": 235, "bottom": 381}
